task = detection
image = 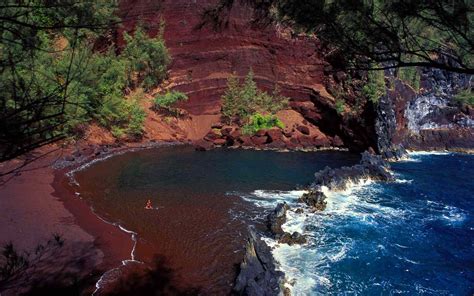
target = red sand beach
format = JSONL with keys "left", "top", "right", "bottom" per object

{"left": 0, "top": 145, "right": 133, "bottom": 295}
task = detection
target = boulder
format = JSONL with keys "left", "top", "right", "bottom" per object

{"left": 230, "top": 129, "right": 242, "bottom": 139}
{"left": 299, "top": 190, "right": 327, "bottom": 211}
{"left": 251, "top": 135, "right": 268, "bottom": 146}
{"left": 266, "top": 128, "right": 283, "bottom": 142}
{"left": 194, "top": 139, "right": 213, "bottom": 151}
{"left": 239, "top": 136, "right": 254, "bottom": 147}
{"left": 296, "top": 125, "right": 310, "bottom": 135}
{"left": 278, "top": 232, "right": 307, "bottom": 245}
{"left": 213, "top": 138, "right": 227, "bottom": 146}
{"left": 221, "top": 126, "right": 234, "bottom": 136}
{"left": 204, "top": 130, "right": 221, "bottom": 141}
{"left": 267, "top": 203, "right": 289, "bottom": 236}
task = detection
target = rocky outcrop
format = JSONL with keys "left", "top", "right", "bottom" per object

{"left": 278, "top": 232, "right": 307, "bottom": 246}
{"left": 375, "top": 90, "right": 408, "bottom": 160}
{"left": 298, "top": 190, "right": 327, "bottom": 211}
{"left": 198, "top": 122, "right": 340, "bottom": 150}
{"left": 383, "top": 65, "right": 473, "bottom": 152}
{"left": 266, "top": 203, "right": 290, "bottom": 237}
{"left": 266, "top": 203, "right": 307, "bottom": 246}
{"left": 233, "top": 227, "right": 285, "bottom": 296}
{"left": 310, "top": 151, "right": 393, "bottom": 191}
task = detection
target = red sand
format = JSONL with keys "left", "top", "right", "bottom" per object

{"left": 0, "top": 145, "right": 133, "bottom": 295}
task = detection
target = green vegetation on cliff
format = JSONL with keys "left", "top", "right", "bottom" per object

{"left": 153, "top": 91, "right": 189, "bottom": 117}
{"left": 241, "top": 113, "right": 285, "bottom": 135}
{"left": 362, "top": 69, "right": 386, "bottom": 104}
{"left": 0, "top": 1, "right": 171, "bottom": 159}
{"left": 221, "top": 70, "right": 288, "bottom": 133}
{"left": 455, "top": 88, "right": 474, "bottom": 106}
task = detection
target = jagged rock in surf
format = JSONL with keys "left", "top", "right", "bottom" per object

{"left": 267, "top": 203, "right": 307, "bottom": 247}
{"left": 233, "top": 227, "right": 285, "bottom": 296}
{"left": 298, "top": 190, "right": 327, "bottom": 211}
{"left": 278, "top": 232, "right": 307, "bottom": 246}
{"left": 311, "top": 151, "right": 394, "bottom": 191}
{"left": 266, "top": 203, "right": 290, "bottom": 236}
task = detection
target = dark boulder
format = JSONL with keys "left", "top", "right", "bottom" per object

{"left": 194, "top": 139, "right": 213, "bottom": 151}
{"left": 296, "top": 125, "right": 310, "bottom": 135}
{"left": 299, "top": 190, "right": 327, "bottom": 211}
{"left": 312, "top": 151, "right": 394, "bottom": 191}
{"left": 278, "top": 232, "right": 307, "bottom": 246}
{"left": 267, "top": 203, "right": 289, "bottom": 236}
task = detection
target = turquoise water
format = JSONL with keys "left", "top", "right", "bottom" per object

{"left": 243, "top": 152, "right": 474, "bottom": 295}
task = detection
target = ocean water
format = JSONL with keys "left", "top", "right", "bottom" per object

{"left": 73, "top": 146, "right": 359, "bottom": 294}
{"left": 243, "top": 152, "right": 474, "bottom": 295}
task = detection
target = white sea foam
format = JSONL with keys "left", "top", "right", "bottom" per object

{"left": 243, "top": 178, "right": 409, "bottom": 295}
{"left": 407, "top": 150, "right": 451, "bottom": 156}
{"left": 237, "top": 190, "right": 307, "bottom": 209}
{"left": 425, "top": 200, "right": 467, "bottom": 224}
{"left": 398, "top": 150, "right": 451, "bottom": 163}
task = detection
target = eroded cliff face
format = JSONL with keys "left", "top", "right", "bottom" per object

{"left": 380, "top": 68, "right": 473, "bottom": 153}
{"left": 117, "top": 0, "right": 471, "bottom": 153}
{"left": 118, "top": 0, "right": 376, "bottom": 151}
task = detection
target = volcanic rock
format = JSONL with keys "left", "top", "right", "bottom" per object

{"left": 233, "top": 227, "right": 284, "bottom": 296}
{"left": 299, "top": 190, "right": 327, "bottom": 211}
{"left": 278, "top": 232, "right": 307, "bottom": 246}
{"left": 194, "top": 139, "right": 213, "bottom": 151}
{"left": 296, "top": 125, "right": 310, "bottom": 135}
{"left": 312, "top": 151, "right": 394, "bottom": 191}
{"left": 267, "top": 203, "right": 289, "bottom": 236}
{"left": 251, "top": 135, "right": 268, "bottom": 146}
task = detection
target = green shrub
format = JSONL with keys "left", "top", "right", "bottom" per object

{"left": 454, "top": 88, "right": 474, "bottom": 106}
{"left": 335, "top": 99, "right": 345, "bottom": 114}
{"left": 221, "top": 70, "right": 288, "bottom": 123}
{"left": 122, "top": 25, "right": 170, "bottom": 90}
{"left": 241, "top": 113, "right": 285, "bottom": 135}
{"left": 362, "top": 69, "right": 386, "bottom": 104}
{"left": 154, "top": 91, "right": 188, "bottom": 117}
{"left": 398, "top": 67, "right": 420, "bottom": 92}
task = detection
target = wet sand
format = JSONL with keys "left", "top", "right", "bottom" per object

{"left": 0, "top": 145, "right": 136, "bottom": 295}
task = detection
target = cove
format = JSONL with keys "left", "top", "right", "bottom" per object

{"left": 73, "top": 145, "right": 359, "bottom": 294}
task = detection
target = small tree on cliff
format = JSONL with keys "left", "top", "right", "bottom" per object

{"left": 221, "top": 70, "right": 288, "bottom": 124}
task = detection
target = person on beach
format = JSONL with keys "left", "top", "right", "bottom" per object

{"left": 145, "top": 199, "right": 153, "bottom": 210}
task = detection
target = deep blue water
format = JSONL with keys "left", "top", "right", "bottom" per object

{"left": 244, "top": 152, "right": 474, "bottom": 295}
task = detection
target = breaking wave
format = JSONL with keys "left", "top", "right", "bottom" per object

{"left": 239, "top": 153, "right": 474, "bottom": 295}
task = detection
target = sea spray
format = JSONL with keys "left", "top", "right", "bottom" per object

{"left": 241, "top": 153, "right": 474, "bottom": 295}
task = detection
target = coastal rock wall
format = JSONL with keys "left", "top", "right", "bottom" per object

{"left": 384, "top": 68, "right": 473, "bottom": 152}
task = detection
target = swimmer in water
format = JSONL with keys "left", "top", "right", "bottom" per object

{"left": 145, "top": 199, "right": 153, "bottom": 210}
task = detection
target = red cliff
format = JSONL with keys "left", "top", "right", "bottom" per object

{"left": 116, "top": 0, "right": 381, "bottom": 151}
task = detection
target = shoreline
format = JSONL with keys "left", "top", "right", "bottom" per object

{"left": 1, "top": 142, "right": 472, "bottom": 295}
{"left": 52, "top": 141, "right": 185, "bottom": 293}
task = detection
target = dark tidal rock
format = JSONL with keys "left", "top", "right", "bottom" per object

{"left": 278, "top": 232, "right": 307, "bottom": 246}
{"left": 267, "top": 203, "right": 289, "bottom": 236}
{"left": 312, "top": 151, "right": 394, "bottom": 191}
{"left": 233, "top": 227, "right": 284, "bottom": 296}
{"left": 298, "top": 190, "right": 327, "bottom": 211}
